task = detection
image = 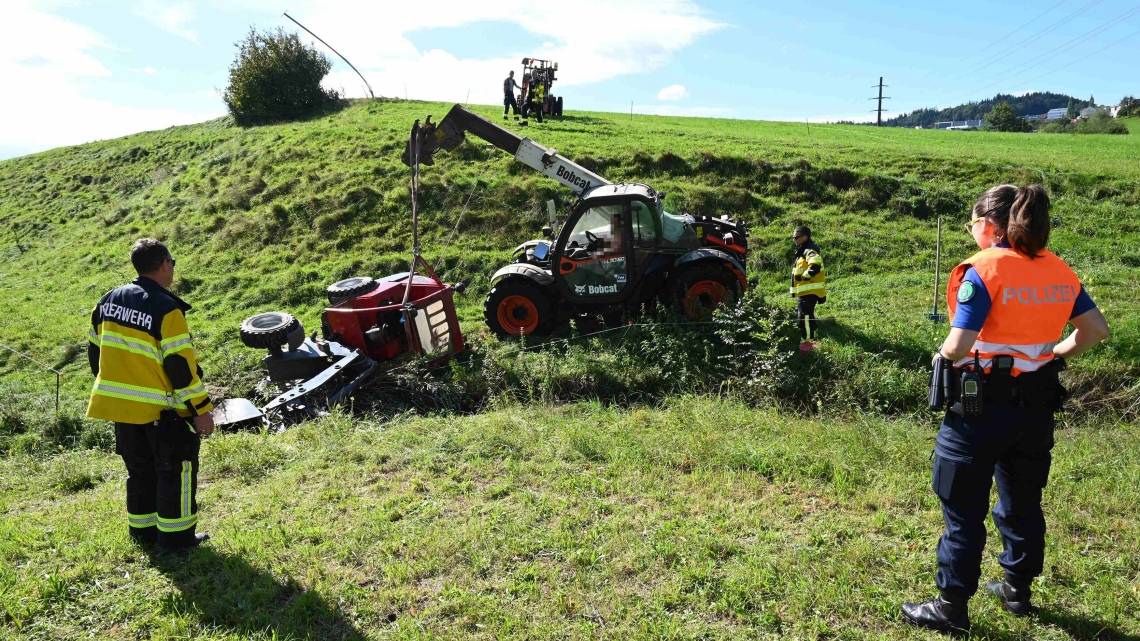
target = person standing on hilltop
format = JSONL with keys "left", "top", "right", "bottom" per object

{"left": 503, "top": 70, "right": 521, "bottom": 120}
{"left": 902, "top": 185, "right": 1109, "bottom": 635}
{"left": 87, "top": 238, "right": 215, "bottom": 551}
{"left": 789, "top": 225, "right": 826, "bottom": 351}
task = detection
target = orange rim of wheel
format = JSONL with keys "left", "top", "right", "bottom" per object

{"left": 683, "top": 280, "right": 729, "bottom": 319}
{"left": 497, "top": 295, "right": 540, "bottom": 335}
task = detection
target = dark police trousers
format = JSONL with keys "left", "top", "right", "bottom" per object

{"left": 797, "top": 294, "right": 821, "bottom": 340}
{"left": 115, "top": 411, "right": 200, "bottom": 547}
{"left": 932, "top": 401, "right": 1054, "bottom": 598}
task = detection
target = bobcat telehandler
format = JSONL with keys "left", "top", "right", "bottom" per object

{"left": 404, "top": 104, "right": 749, "bottom": 338}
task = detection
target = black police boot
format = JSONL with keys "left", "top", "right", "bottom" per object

{"left": 985, "top": 578, "right": 1032, "bottom": 616}
{"left": 901, "top": 593, "right": 970, "bottom": 635}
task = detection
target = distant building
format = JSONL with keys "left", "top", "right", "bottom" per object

{"left": 1109, "top": 105, "right": 1121, "bottom": 117}
{"left": 1078, "top": 106, "right": 1104, "bottom": 118}
{"left": 1045, "top": 107, "right": 1068, "bottom": 121}
{"left": 933, "top": 119, "right": 983, "bottom": 130}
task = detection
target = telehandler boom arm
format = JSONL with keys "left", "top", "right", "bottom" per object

{"left": 403, "top": 104, "right": 610, "bottom": 195}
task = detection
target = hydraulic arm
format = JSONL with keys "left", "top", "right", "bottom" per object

{"left": 403, "top": 104, "right": 609, "bottom": 195}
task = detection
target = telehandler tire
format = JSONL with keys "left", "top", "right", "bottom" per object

{"left": 240, "top": 312, "right": 305, "bottom": 351}
{"left": 672, "top": 264, "right": 739, "bottom": 322}
{"left": 326, "top": 276, "right": 379, "bottom": 304}
{"left": 485, "top": 279, "right": 557, "bottom": 339}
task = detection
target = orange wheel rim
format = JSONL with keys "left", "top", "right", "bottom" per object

{"left": 497, "top": 295, "right": 540, "bottom": 335}
{"left": 683, "top": 280, "right": 729, "bottom": 319}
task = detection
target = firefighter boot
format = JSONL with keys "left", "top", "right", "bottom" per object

{"left": 901, "top": 593, "right": 970, "bottom": 635}
{"left": 985, "top": 577, "right": 1032, "bottom": 616}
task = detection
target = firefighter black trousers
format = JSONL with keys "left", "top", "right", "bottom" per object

{"left": 115, "top": 413, "right": 200, "bottom": 548}
{"left": 932, "top": 401, "right": 1054, "bottom": 598}
{"left": 796, "top": 294, "right": 821, "bottom": 340}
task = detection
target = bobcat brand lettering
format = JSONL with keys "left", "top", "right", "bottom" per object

{"left": 587, "top": 284, "right": 618, "bottom": 295}
{"left": 100, "top": 302, "right": 154, "bottom": 330}
{"left": 556, "top": 165, "right": 594, "bottom": 191}
{"left": 1000, "top": 284, "right": 1077, "bottom": 306}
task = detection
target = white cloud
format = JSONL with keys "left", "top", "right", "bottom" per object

{"left": 287, "top": 0, "right": 724, "bottom": 104}
{"left": 0, "top": 5, "right": 216, "bottom": 158}
{"left": 656, "top": 84, "right": 688, "bottom": 101}
{"left": 134, "top": 0, "right": 198, "bottom": 44}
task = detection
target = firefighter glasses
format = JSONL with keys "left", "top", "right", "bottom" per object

{"left": 963, "top": 216, "right": 985, "bottom": 233}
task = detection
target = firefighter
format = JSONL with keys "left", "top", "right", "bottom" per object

{"left": 789, "top": 225, "right": 826, "bottom": 351}
{"left": 902, "top": 185, "right": 1109, "bottom": 634}
{"left": 87, "top": 238, "right": 215, "bottom": 550}
{"left": 530, "top": 80, "right": 546, "bottom": 123}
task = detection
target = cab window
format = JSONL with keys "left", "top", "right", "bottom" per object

{"left": 632, "top": 200, "right": 657, "bottom": 246}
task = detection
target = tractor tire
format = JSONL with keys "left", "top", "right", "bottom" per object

{"left": 240, "top": 311, "right": 305, "bottom": 351}
{"left": 484, "top": 279, "right": 557, "bottom": 339}
{"left": 326, "top": 276, "right": 378, "bottom": 305}
{"left": 672, "top": 264, "right": 740, "bottom": 322}
{"left": 555, "top": 96, "right": 564, "bottom": 118}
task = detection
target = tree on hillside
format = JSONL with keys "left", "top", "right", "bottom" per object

{"left": 984, "top": 101, "right": 1032, "bottom": 132}
{"left": 1066, "top": 97, "right": 1079, "bottom": 120}
{"left": 224, "top": 28, "right": 341, "bottom": 126}
{"left": 1119, "top": 96, "right": 1140, "bottom": 118}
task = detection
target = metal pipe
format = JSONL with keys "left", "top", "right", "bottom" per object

{"left": 283, "top": 12, "right": 375, "bottom": 99}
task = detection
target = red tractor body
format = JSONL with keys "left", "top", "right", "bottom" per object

{"left": 323, "top": 272, "right": 464, "bottom": 362}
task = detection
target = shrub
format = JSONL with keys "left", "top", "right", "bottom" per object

{"left": 223, "top": 28, "right": 341, "bottom": 126}
{"left": 1076, "top": 111, "right": 1129, "bottom": 135}
{"left": 983, "top": 101, "right": 1032, "bottom": 132}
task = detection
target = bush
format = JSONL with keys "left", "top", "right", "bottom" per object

{"left": 983, "top": 101, "right": 1032, "bottom": 132}
{"left": 223, "top": 28, "right": 341, "bottom": 126}
{"left": 1076, "top": 111, "right": 1129, "bottom": 135}
{"left": 1039, "top": 120, "right": 1075, "bottom": 134}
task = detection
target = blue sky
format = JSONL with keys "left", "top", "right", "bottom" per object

{"left": 3, "top": 0, "right": 1138, "bottom": 159}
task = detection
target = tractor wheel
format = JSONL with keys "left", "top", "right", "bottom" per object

{"left": 555, "top": 96, "right": 564, "bottom": 118}
{"left": 240, "top": 311, "right": 305, "bottom": 351}
{"left": 672, "top": 264, "right": 739, "bottom": 322}
{"left": 326, "top": 276, "right": 378, "bottom": 305}
{"left": 484, "top": 279, "right": 557, "bottom": 339}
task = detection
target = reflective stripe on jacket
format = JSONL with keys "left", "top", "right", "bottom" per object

{"left": 86, "top": 277, "right": 213, "bottom": 423}
{"left": 946, "top": 247, "right": 1080, "bottom": 375}
{"left": 790, "top": 243, "right": 827, "bottom": 298}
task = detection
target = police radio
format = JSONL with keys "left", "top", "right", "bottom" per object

{"left": 959, "top": 351, "right": 984, "bottom": 417}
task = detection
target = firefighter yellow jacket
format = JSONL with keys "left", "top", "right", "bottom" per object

{"left": 86, "top": 276, "right": 213, "bottom": 424}
{"left": 790, "top": 241, "right": 827, "bottom": 299}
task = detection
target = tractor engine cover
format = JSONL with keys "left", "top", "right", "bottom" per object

{"left": 323, "top": 272, "right": 451, "bottom": 361}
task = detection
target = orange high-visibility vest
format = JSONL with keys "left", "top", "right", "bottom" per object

{"left": 946, "top": 247, "right": 1080, "bottom": 375}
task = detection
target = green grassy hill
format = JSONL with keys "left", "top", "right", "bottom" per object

{"left": 1, "top": 102, "right": 1137, "bottom": 639}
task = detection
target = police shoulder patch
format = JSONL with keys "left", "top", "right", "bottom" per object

{"left": 957, "top": 281, "right": 976, "bottom": 303}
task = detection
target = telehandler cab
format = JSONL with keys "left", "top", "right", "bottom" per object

{"left": 405, "top": 104, "right": 749, "bottom": 338}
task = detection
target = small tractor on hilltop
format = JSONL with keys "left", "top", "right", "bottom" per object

{"left": 518, "top": 57, "right": 563, "bottom": 120}
{"left": 405, "top": 104, "right": 749, "bottom": 338}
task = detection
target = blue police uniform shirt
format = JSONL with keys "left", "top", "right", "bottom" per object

{"left": 951, "top": 243, "right": 1097, "bottom": 331}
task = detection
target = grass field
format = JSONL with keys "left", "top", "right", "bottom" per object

{"left": 1, "top": 101, "right": 1137, "bottom": 639}
{"left": 3, "top": 399, "right": 1138, "bottom": 640}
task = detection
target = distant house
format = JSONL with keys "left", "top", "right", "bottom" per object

{"left": 1109, "top": 105, "right": 1121, "bottom": 117}
{"left": 1079, "top": 106, "right": 1105, "bottom": 119}
{"left": 1045, "top": 107, "right": 1068, "bottom": 121}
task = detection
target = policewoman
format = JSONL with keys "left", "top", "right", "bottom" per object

{"left": 902, "top": 185, "right": 1109, "bottom": 634}
{"left": 87, "top": 238, "right": 215, "bottom": 550}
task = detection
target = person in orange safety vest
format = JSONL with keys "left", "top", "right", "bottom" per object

{"left": 902, "top": 185, "right": 1109, "bottom": 634}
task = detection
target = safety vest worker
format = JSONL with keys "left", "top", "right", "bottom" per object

{"left": 789, "top": 225, "right": 826, "bottom": 350}
{"left": 902, "top": 185, "right": 1109, "bottom": 634}
{"left": 87, "top": 238, "right": 215, "bottom": 550}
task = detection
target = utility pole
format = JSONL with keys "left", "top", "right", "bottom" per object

{"left": 868, "top": 76, "right": 890, "bottom": 126}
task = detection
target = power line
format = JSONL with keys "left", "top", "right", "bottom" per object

{"left": 962, "top": 0, "right": 1071, "bottom": 63}
{"left": 962, "top": 0, "right": 1106, "bottom": 79}
{"left": 962, "top": 4, "right": 1140, "bottom": 100}
{"left": 1017, "top": 24, "right": 1140, "bottom": 89}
